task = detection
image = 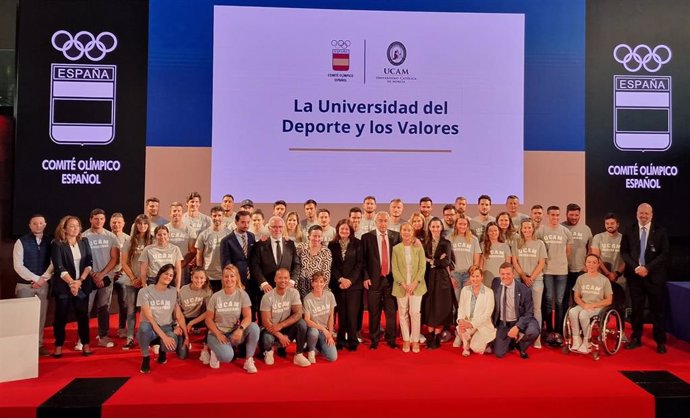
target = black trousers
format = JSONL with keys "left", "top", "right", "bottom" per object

{"left": 628, "top": 276, "right": 666, "bottom": 344}
{"left": 53, "top": 292, "right": 90, "bottom": 347}
{"left": 367, "top": 279, "right": 397, "bottom": 343}
{"left": 335, "top": 289, "right": 363, "bottom": 346}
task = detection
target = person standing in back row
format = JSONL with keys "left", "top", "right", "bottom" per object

{"left": 620, "top": 203, "right": 670, "bottom": 354}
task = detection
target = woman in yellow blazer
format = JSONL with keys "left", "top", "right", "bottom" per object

{"left": 392, "top": 222, "right": 427, "bottom": 353}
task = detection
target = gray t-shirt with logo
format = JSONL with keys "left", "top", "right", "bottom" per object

{"left": 82, "top": 229, "right": 120, "bottom": 277}
{"left": 178, "top": 284, "right": 213, "bottom": 318}
{"left": 137, "top": 285, "right": 178, "bottom": 325}
{"left": 260, "top": 288, "right": 302, "bottom": 325}
{"left": 303, "top": 291, "right": 337, "bottom": 328}
{"left": 591, "top": 232, "right": 623, "bottom": 274}
{"left": 563, "top": 222, "right": 593, "bottom": 273}
{"left": 536, "top": 224, "right": 573, "bottom": 275}
{"left": 512, "top": 239, "right": 547, "bottom": 280}
{"left": 207, "top": 289, "right": 251, "bottom": 333}
{"left": 574, "top": 273, "right": 612, "bottom": 304}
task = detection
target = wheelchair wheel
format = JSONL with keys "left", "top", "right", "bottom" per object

{"left": 562, "top": 311, "right": 573, "bottom": 354}
{"left": 599, "top": 307, "right": 623, "bottom": 355}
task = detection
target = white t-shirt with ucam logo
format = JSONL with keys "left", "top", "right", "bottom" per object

{"left": 260, "top": 288, "right": 302, "bottom": 325}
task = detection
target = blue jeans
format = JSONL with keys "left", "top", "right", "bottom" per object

{"left": 137, "top": 321, "right": 175, "bottom": 357}
{"left": 451, "top": 271, "right": 470, "bottom": 304}
{"left": 306, "top": 328, "right": 338, "bottom": 362}
{"left": 207, "top": 322, "right": 260, "bottom": 362}
{"left": 114, "top": 284, "right": 138, "bottom": 339}
{"left": 543, "top": 274, "right": 567, "bottom": 333}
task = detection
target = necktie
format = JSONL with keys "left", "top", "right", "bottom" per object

{"left": 241, "top": 234, "right": 248, "bottom": 258}
{"left": 639, "top": 226, "right": 647, "bottom": 266}
{"left": 501, "top": 285, "right": 508, "bottom": 327}
{"left": 380, "top": 234, "right": 389, "bottom": 276}
{"left": 275, "top": 240, "right": 282, "bottom": 265}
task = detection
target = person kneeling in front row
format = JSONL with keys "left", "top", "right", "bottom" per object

{"left": 491, "top": 262, "right": 539, "bottom": 359}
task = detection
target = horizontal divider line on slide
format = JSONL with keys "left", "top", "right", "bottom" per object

{"left": 287, "top": 148, "right": 452, "bottom": 153}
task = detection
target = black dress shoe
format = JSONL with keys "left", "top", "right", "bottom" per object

{"left": 387, "top": 341, "right": 398, "bottom": 349}
{"left": 625, "top": 339, "right": 641, "bottom": 350}
{"left": 347, "top": 344, "right": 358, "bottom": 352}
{"left": 336, "top": 343, "right": 345, "bottom": 351}
{"left": 369, "top": 341, "right": 379, "bottom": 350}
{"left": 51, "top": 352, "right": 63, "bottom": 359}
{"left": 519, "top": 350, "right": 529, "bottom": 359}
{"left": 82, "top": 350, "right": 93, "bottom": 357}
{"left": 657, "top": 344, "right": 667, "bottom": 354}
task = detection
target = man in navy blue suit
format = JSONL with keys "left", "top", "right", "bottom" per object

{"left": 620, "top": 203, "right": 670, "bottom": 354}
{"left": 491, "top": 262, "right": 540, "bottom": 359}
{"left": 220, "top": 210, "right": 257, "bottom": 317}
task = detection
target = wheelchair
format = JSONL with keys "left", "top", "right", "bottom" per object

{"left": 562, "top": 305, "right": 624, "bottom": 360}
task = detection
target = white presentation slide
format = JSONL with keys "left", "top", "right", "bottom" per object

{"left": 211, "top": 6, "right": 524, "bottom": 203}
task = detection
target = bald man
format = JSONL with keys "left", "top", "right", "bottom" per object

{"left": 620, "top": 203, "right": 670, "bottom": 354}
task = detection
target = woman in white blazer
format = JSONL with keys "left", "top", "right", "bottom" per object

{"left": 456, "top": 265, "right": 496, "bottom": 356}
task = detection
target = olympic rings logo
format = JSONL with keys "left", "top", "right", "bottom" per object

{"left": 613, "top": 44, "right": 671, "bottom": 73}
{"left": 331, "top": 40, "right": 351, "bottom": 49}
{"left": 51, "top": 30, "right": 118, "bottom": 62}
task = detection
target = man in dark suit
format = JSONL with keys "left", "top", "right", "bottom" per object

{"left": 361, "top": 211, "right": 401, "bottom": 349}
{"left": 250, "top": 215, "right": 299, "bottom": 294}
{"left": 620, "top": 203, "right": 670, "bottom": 354}
{"left": 491, "top": 262, "right": 540, "bottom": 359}
{"left": 220, "top": 210, "right": 257, "bottom": 317}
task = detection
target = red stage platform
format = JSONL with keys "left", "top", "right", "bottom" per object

{"left": 1, "top": 318, "right": 688, "bottom": 418}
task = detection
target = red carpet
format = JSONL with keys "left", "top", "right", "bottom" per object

{"left": 1, "top": 316, "right": 688, "bottom": 418}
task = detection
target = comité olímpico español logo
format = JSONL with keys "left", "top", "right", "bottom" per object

{"left": 50, "top": 30, "right": 118, "bottom": 146}
{"left": 612, "top": 43, "right": 672, "bottom": 152}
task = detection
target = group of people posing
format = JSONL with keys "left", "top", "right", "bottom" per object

{"left": 12, "top": 193, "right": 671, "bottom": 374}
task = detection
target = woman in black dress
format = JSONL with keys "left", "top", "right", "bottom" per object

{"left": 422, "top": 217, "right": 454, "bottom": 349}
{"left": 328, "top": 219, "right": 363, "bottom": 351}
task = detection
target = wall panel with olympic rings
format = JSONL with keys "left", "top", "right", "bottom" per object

{"left": 586, "top": 0, "right": 690, "bottom": 238}
{"left": 12, "top": 0, "right": 148, "bottom": 234}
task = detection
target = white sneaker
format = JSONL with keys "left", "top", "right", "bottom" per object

{"left": 209, "top": 350, "right": 220, "bottom": 369}
{"left": 293, "top": 353, "right": 311, "bottom": 367}
{"left": 419, "top": 334, "right": 427, "bottom": 344}
{"left": 307, "top": 351, "right": 316, "bottom": 364}
{"left": 74, "top": 340, "right": 83, "bottom": 351}
{"left": 264, "top": 350, "right": 274, "bottom": 366}
{"left": 571, "top": 336, "right": 582, "bottom": 351}
{"left": 97, "top": 336, "right": 115, "bottom": 348}
{"left": 452, "top": 335, "right": 462, "bottom": 348}
{"left": 577, "top": 340, "right": 590, "bottom": 354}
{"left": 153, "top": 344, "right": 160, "bottom": 355}
{"left": 243, "top": 357, "right": 257, "bottom": 374}
{"left": 199, "top": 350, "right": 210, "bottom": 365}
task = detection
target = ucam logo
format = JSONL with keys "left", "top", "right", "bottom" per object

{"left": 49, "top": 30, "right": 118, "bottom": 145}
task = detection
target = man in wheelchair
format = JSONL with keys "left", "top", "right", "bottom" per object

{"left": 567, "top": 254, "right": 613, "bottom": 354}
